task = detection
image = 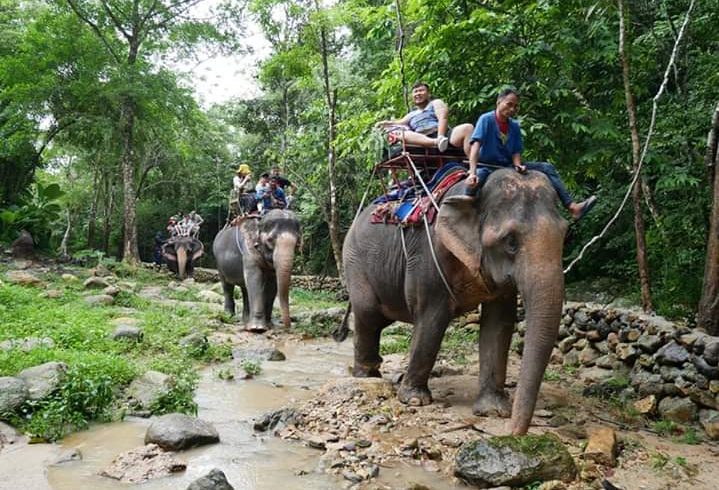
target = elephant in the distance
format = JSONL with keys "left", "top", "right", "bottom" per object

{"left": 341, "top": 168, "right": 568, "bottom": 435}
{"left": 212, "top": 209, "right": 301, "bottom": 332}
{"left": 162, "top": 236, "right": 204, "bottom": 280}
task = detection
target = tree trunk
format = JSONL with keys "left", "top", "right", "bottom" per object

{"left": 618, "top": 0, "right": 653, "bottom": 312}
{"left": 59, "top": 209, "right": 71, "bottom": 260}
{"left": 87, "top": 164, "right": 99, "bottom": 248}
{"left": 698, "top": 102, "right": 719, "bottom": 334}
{"left": 102, "top": 175, "right": 115, "bottom": 255}
{"left": 120, "top": 95, "right": 139, "bottom": 264}
{"left": 315, "top": 1, "right": 344, "bottom": 279}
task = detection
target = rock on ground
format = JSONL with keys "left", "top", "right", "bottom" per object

{"left": 17, "top": 361, "right": 68, "bottom": 401}
{"left": 125, "top": 370, "right": 173, "bottom": 413}
{"left": 582, "top": 427, "right": 617, "bottom": 466}
{"left": 454, "top": 434, "right": 577, "bottom": 488}
{"left": 145, "top": 413, "right": 220, "bottom": 451}
{"left": 186, "top": 468, "right": 235, "bottom": 490}
{"left": 0, "top": 377, "right": 29, "bottom": 414}
{"left": 99, "top": 443, "right": 186, "bottom": 483}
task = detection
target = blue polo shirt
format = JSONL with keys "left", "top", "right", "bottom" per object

{"left": 471, "top": 110, "right": 523, "bottom": 167}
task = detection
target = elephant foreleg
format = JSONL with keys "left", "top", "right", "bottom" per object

{"left": 474, "top": 295, "right": 517, "bottom": 418}
{"left": 398, "top": 307, "right": 451, "bottom": 406}
{"left": 221, "top": 280, "right": 236, "bottom": 316}
{"left": 264, "top": 276, "right": 278, "bottom": 326}
{"left": 240, "top": 285, "right": 250, "bottom": 324}
{"left": 352, "top": 306, "right": 390, "bottom": 378}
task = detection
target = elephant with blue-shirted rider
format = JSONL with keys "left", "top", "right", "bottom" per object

{"left": 340, "top": 168, "right": 567, "bottom": 435}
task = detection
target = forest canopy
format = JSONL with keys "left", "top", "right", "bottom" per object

{"left": 1, "top": 0, "right": 718, "bottom": 327}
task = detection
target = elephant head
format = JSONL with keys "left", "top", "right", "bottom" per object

{"left": 162, "top": 236, "right": 204, "bottom": 280}
{"left": 436, "top": 170, "right": 568, "bottom": 434}
{"left": 254, "top": 209, "right": 301, "bottom": 329}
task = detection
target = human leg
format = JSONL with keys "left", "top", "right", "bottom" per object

{"left": 448, "top": 123, "right": 474, "bottom": 157}
{"left": 393, "top": 129, "right": 447, "bottom": 151}
{"left": 524, "top": 161, "right": 597, "bottom": 219}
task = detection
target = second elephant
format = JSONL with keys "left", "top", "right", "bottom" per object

{"left": 213, "top": 209, "right": 301, "bottom": 331}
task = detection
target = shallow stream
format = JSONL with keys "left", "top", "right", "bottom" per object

{"left": 1, "top": 338, "right": 457, "bottom": 490}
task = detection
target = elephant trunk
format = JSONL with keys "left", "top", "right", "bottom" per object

{"left": 176, "top": 246, "right": 188, "bottom": 280}
{"left": 511, "top": 236, "right": 564, "bottom": 435}
{"left": 273, "top": 233, "right": 297, "bottom": 329}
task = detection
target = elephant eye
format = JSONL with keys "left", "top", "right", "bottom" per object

{"left": 504, "top": 234, "right": 519, "bottom": 255}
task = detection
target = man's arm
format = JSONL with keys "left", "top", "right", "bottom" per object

{"left": 375, "top": 112, "right": 413, "bottom": 128}
{"left": 512, "top": 153, "right": 526, "bottom": 173}
{"left": 432, "top": 99, "right": 449, "bottom": 137}
{"left": 466, "top": 140, "right": 481, "bottom": 186}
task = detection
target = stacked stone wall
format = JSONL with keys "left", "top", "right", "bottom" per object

{"left": 515, "top": 301, "right": 719, "bottom": 439}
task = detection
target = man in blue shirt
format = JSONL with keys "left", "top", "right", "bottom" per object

{"left": 466, "top": 88, "right": 596, "bottom": 220}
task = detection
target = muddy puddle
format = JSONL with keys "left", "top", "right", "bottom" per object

{"left": 1, "top": 338, "right": 457, "bottom": 490}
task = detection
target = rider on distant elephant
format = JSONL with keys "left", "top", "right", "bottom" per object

{"left": 230, "top": 164, "right": 256, "bottom": 217}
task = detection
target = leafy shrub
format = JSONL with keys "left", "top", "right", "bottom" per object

{"left": 0, "top": 182, "right": 65, "bottom": 249}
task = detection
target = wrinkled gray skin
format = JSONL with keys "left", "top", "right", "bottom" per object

{"left": 342, "top": 169, "right": 567, "bottom": 435}
{"left": 212, "top": 209, "right": 301, "bottom": 332}
{"left": 162, "top": 236, "right": 204, "bottom": 280}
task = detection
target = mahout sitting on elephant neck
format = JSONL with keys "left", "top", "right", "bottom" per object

{"left": 342, "top": 168, "right": 567, "bottom": 435}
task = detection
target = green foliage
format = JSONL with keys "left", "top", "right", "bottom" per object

{"left": 241, "top": 359, "right": 262, "bottom": 377}
{"left": 543, "top": 368, "right": 561, "bottom": 382}
{"left": 0, "top": 266, "right": 219, "bottom": 437}
{"left": 650, "top": 451, "right": 670, "bottom": 470}
{"left": 380, "top": 324, "right": 412, "bottom": 355}
{"left": 652, "top": 419, "right": 679, "bottom": 436}
{"left": 0, "top": 182, "right": 66, "bottom": 248}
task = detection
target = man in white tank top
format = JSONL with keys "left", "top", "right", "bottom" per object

{"left": 375, "top": 82, "right": 474, "bottom": 156}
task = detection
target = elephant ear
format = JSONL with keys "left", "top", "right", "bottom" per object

{"left": 162, "top": 242, "right": 177, "bottom": 263}
{"left": 435, "top": 195, "right": 483, "bottom": 276}
{"left": 192, "top": 240, "right": 204, "bottom": 261}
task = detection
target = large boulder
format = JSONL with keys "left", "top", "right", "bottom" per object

{"left": 10, "top": 230, "right": 34, "bottom": 259}
{"left": 126, "top": 371, "right": 173, "bottom": 413}
{"left": 17, "top": 361, "right": 68, "bottom": 400}
{"left": 0, "top": 337, "right": 54, "bottom": 352}
{"left": 657, "top": 396, "right": 698, "bottom": 423}
{"left": 5, "top": 270, "right": 43, "bottom": 286}
{"left": 0, "top": 377, "right": 29, "bottom": 415}
{"left": 454, "top": 434, "right": 577, "bottom": 488}
{"left": 145, "top": 413, "right": 219, "bottom": 451}
{"left": 186, "top": 468, "right": 235, "bottom": 490}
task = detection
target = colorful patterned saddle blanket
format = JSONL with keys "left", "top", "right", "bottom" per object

{"left": 370, "top": 162, "right": 466, "bottom": 226}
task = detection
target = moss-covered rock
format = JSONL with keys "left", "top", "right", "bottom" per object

{"left": 454, "top": 433, "right": 576, "bottom": 488}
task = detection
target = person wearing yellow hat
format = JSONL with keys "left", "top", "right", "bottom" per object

{"left": 230, "top": 164, "right": 256, "bottom": 219}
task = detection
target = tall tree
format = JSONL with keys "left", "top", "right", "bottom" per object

{"left": 699, "top": 101, "right": 719, "bottom": 334}
{"left": 617, "top": 0, "right": 653, "bottom": 312}
{"left": 64, "top": 0, "right": 239, "bottom": 263}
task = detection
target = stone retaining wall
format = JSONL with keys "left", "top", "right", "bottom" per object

{"left": 515, "top": 302, "right": 719, "bottom": 439}
{"left": 189, "top": 268, "right": 348, "bottom": 299}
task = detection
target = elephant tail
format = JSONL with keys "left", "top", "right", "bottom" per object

{"left": 332, "top": 303, "right": 352, "bottom": 343}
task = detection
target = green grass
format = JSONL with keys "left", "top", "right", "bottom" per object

{"left": 241, "top": 359, "right": 262, "bottom": 377}
{"left": 380, "top": 324, "right": 412, "bottom": 355}
{"left": 0, "top": 265, "right": 215, "bottom": 440}
{"left": 543, "top": 368, "right": 562, "bottom": 382}
{"left": 290, "top": 287, "right": 344, "bottom": 310}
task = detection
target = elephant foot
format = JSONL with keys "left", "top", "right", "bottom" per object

{"left": 245, "top": 323, "right": 269, "bottom": 333}
{"left": 473, "top": 389, "right": 512, "bottom": 418}
{"left": 397, "top": 382, "right": 432, "bottom": 406}
{"left": 352, "top": 363, "right": 382, "bottom": 378}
